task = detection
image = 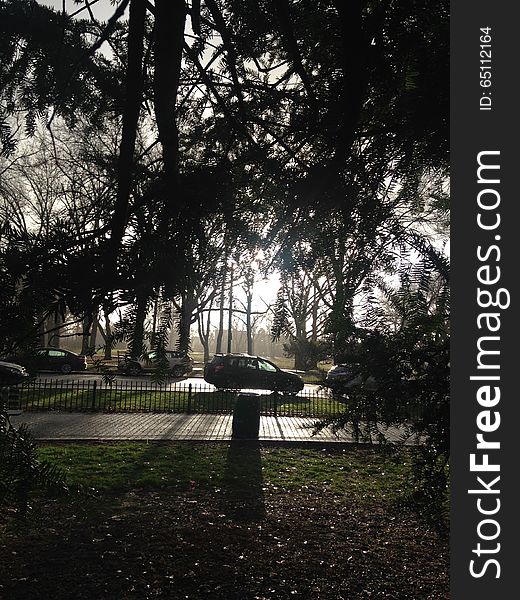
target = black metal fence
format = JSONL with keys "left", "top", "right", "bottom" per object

{"left": 6, "top": 379, "right": 348, "bottom": 418}
{"left": 4, "top": 378, "right": 426, "bottom": 420}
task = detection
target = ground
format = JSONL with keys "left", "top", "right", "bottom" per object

{"left": 0, "top": 443, "right": 449, "bottom": 599}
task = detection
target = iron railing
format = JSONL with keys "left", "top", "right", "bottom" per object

{"left": 7, "top": 379, "right": 348, "bottom": 418}
{"left": 5, "top": 378, "right": 426, "bottom": 420}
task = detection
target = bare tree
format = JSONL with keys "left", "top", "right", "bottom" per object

{"left": 272, "top": 268, "right": 329, "bottom": 370}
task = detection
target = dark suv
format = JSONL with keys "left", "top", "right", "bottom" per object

{"left": 204, "top": 354, "right": 304, "bottom": 394}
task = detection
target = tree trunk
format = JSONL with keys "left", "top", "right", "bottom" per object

{"left": 105, "top": 0, "right": 146, "bottom": 284}
{"left": 104, "top": 305, "right": 113, "bottom": 360}
{"left": 246, "top": 290, "right": 253, "bottom": 355}
{"left": 292, "top": 339, "right": 316, "bottom": 371}
{"left": 197, "top": 297, "right": 214, "bottom": 365}
{"left": 151, "top": 295, "right": 159, "bottom": 338}
{"left": 293, "top": 346, "right": 308, "bottom": 371}
{"left": 202, "top": 338, "right": 210, "bottom": 364}
{"left": 331, "top": 0, "right": 367, "bottom": 168}
{"left": 227, "top": 263, "right": 234, "bottom": 353}
{"left": 153, "top": 0, "right": 186, "bottom": 223}
{"left": 37, "top": 314, "right": 48, "bottom": 347}
{"left": 177, "top": 292, "right": 196, "bottom": 353}
{"left": 90, "top": 309, "right": 99, "bottom": 350}
{"left": 80, "top": 314, "right": 92, "bottom": 355}
{"left": 197, "top": 318, "right": 211, "bottom": 365}
{"left": 46, "top": 311, "right": 64, "bottom": 348}
{"left": 311, "top": 288, "right": 318, "bottom": 342}
{"left": 130, "top": 293, "right": 148, "bottom": 359}
{"left": 215, "top": 267, "right": 226, "bottom": 354}
{"left": 330, "top": 239, "right": 349, "bottom": 361}
{"left": 97, "top": 305, "right": 114, "bottom": 360}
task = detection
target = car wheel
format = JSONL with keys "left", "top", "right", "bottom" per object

{"left": 172, "top": 365, "right": 184, "bottom": 378}
{"left": 60, "top": 363, "right": 72, "bottom": 374}
{"left": 283, "top": 388, "right": 299, "bottom": 396}
{"left": 126, "top": 363, "right": 141, "bottom": 376}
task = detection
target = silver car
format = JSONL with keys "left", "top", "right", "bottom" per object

{"left": 119, "top": 350, "right": 194, "bottom": 377}
{"left": 326, "top": 364, "right": 377, "bottom": 391}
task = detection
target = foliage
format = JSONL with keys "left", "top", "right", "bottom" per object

{"left": 1, "top": 0, "right": 449, "bottom": 356}
{"left": 0, "top": 0, "right": 120, "bottom": 156}
{"left": 0, "top": 394, "right": 69, "bottom": 518}
{"left": 318, "top": 247, "right": 450, "bottom": 529}
{"left": 0, "top": 125, "right": 118, "bottom": 355}
{"left": 282, "top": 338, "right": 331, "bottom": 372}
{"left": 271, "top": 266, "right": 331, "bottom": 370}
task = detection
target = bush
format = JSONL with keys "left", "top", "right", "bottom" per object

{"left": 0, "top": 393, "right": 69, "bottom": 519}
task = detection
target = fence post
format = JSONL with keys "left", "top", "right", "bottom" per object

{"left": 273, "top": 392, "right": 278, "bottom": 417}
{"left": 187, "top": 383, "right": 192, "bottom": 414}
{"left": 92, "top": 380, "right": 97, "bottom": 411}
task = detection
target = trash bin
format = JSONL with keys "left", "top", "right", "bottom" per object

{"left": 232, "top": 393, "right": 261, "bottom": 439}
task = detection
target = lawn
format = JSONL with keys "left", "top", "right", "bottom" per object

{"left": 0, "top": 442, "right": 449, "bottom": 599}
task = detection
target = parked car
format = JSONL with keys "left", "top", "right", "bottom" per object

{"left": 3, "top": 347, "right": 87, "bottom": 374}
{"left": 0, "top": 360, "right": 28, "bottom": 415}
{"left": 325, "top": 363, "right": 377, "bottom": 391}
{"left": 204, "top": 353, "right": 304, "bottom": 394}
{"left": 0, "top": 360, "right": 29, "bottom": 387}
{"left": 118, "top": 350, "right": 194, "bottom": 377}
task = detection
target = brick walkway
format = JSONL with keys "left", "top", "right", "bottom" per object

{"left": 10, "top": 412, "right": 417, "bottom": 444}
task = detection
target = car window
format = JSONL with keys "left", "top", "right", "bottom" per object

{"left": 48, "top": 350, "right": 66, "bottom": 357}
{"left": 232, "top": 357, "right": 258, "bottom": 370}
{"left": 258, "top": 359, "right": 277, "bottom": 372}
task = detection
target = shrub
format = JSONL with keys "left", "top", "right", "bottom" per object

{"left": 0, "top": 394, "right": 69, "bottom": 519}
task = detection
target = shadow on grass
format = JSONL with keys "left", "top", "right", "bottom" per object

{"left": 220, "top": 441, "right": 266, "bottom": 522}
{"left": 0, "top": 442, "right": 449, "bottom": 600}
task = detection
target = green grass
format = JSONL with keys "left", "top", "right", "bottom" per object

{"left": 19, "top": 387, "right": 193, "bottom": 412}
{"left": 37, "top": 442, "right": 411, "bottom": 500}
{"left": 260, "top": 446, "right": 409, "bottom": 499}
{"left": 2, "top": 442, "right": 448, "bottom": 600}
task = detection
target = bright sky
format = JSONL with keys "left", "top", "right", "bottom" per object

{"left": 39, "top": 0, "right": 120, "bottom": 21}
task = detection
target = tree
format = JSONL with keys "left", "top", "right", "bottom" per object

{"left": 2, "top": 0, "right": 448, "bottom": 358}
{"left": 271, "top": 267, "right": 329, "bottom": 370}
{"left": 321, "top": 245, "right": 450, "bottom": 528}
{"left": 1, "top": 0, "right": 449, "bottom": 401}
{"left": 0, "top": 118, "right": 122, "bottom": 354}
{"left": 233, "top": 259, "right": 271, "bottom": 356}
{"left": 0, "top": 0, "right": 120, "bottom": 156}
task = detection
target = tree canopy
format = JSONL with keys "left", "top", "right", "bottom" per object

{"left": 0, "top": 0, "right": 448, "bottom": 357}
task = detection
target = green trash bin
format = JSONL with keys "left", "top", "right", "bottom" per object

{"left": 232, "top": 393, "right": 261, "bottom": 439}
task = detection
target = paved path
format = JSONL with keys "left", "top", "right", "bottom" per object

{"left": 10, "top": 412, "right": 416, "bottom": 444}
